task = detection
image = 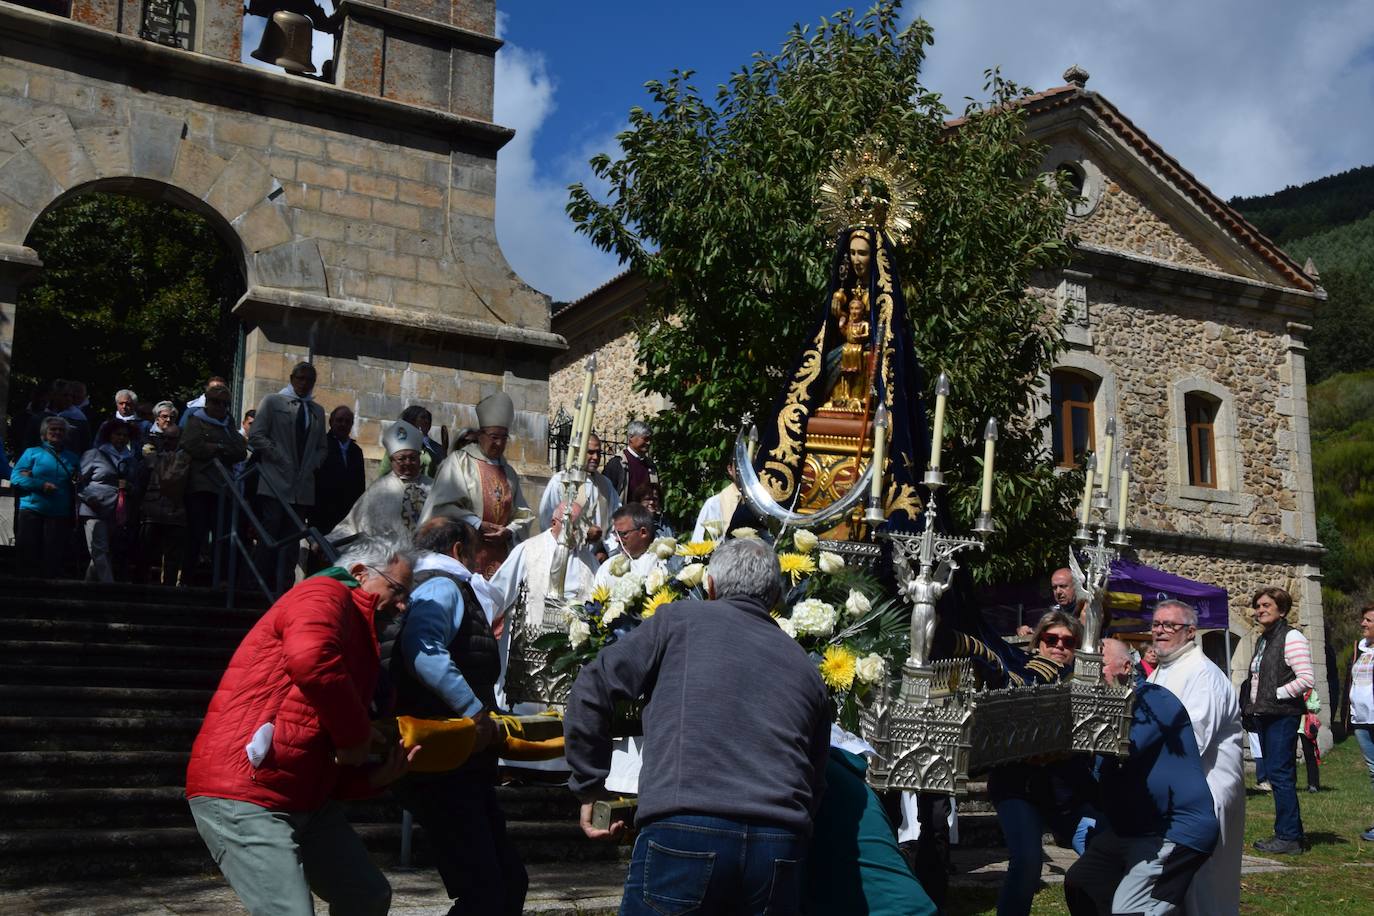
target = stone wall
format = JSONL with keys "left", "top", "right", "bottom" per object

{"left": 549, "top": 318, "right": 643, "bottom": 444}
{"left": 0, "top": 2, "right": 562, "bottom": 476}
{"left": 1075, "top": 166, "right": 1219, "bottom": 272}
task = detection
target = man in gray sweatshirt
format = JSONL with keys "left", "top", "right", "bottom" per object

{"left": 565, "top": 537, "right": 831, "bottom": 916}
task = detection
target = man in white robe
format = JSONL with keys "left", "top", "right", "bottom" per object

{"left": 690, "top": 460, "right": 740, "bottom": 542}
{"left": 538, "top": 433, "right": 619, "bottom": 543}
{"left": 328, "top": 420, "right": 431, "bottom": 544}
{"left": 421, "top": 392, "right": 535, "bottom": 577}
{"left": 595, "top": 503, "right": 669, "bottom": 588}
{"left": 1147, "top": 598, "right": 1245, "bottom": 916}
{"left": 488, "top": 502, "right": 599, "bottom": 698}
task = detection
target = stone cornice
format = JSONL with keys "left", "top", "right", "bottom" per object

{"left": 0, "top": 243, "right": 41, "bottom": 268}
{"left": 1072, "top": 245, "right": 1324, "bottom": 317}
{"left": 235, "top": 285, "right": 568, "bottom": 354}
{"left": 1130, "top": 525, "right": 1325, "bottom": 566}
{"left": 0, "top": 5, "right": 514, "bottom": 149}
{"left": 337, "top": 1, "right": 502, "bottom": 52}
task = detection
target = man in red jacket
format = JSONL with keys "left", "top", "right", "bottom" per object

{"left": 186, "top": 533, "right": 418, "bottom": 916}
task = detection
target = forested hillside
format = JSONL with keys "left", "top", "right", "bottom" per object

{"left": 1233, "top": 171, "right": 1374, "bottom": 661}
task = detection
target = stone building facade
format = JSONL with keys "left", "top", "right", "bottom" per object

{"left": 0, "top": 0, "right": 559, "bottom": 472}
{"left": 551, "top": 73, "right": 1330, "bottom": 721}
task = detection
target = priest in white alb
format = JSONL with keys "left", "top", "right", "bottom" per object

{"left": 538, "top": 432, "right": 619, "bottom": 544}
{"left": 1146, "top": 598, "right": 1245, "bottom": 916}
{"left": 421, "top": 391, "right": 535, "bottom": 577}
{"left": 690, "top": 459, "right": 740, "bottom": 542}
{"left": 327, "top": 419, "right": 432, "bottom": 544}
{"left": 488, "top": 500, "right": 600, "bottom": 698}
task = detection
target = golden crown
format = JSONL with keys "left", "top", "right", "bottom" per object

{"left": 816, "top": 135, "right": 923, "bottom": 244}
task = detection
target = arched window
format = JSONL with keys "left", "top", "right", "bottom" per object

{"left": 1050, "top": 368, "right": 1099, "bottom": 469}
{"left": 1185, "top": 392, "right": 1220, "bottom": 488}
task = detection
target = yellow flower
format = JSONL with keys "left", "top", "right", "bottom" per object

{"left": 777, "top": 552, "right": 817, "bottom": 583}
{"left": 677, "top": 540, "right": 717, "bottom": 557}
{"left": 642, "top": 586, "right": 676, "bottom": 619}
{"left": 819, "top": 646, "right": 857, "bottom": 691}
{"left": 590, "top": 585, "right": 611, "bottom": 606}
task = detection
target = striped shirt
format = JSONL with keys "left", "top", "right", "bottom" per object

{"left": 1248, "top": 628, "right": 1315, "bottom": 702}
{"left": 1351, "top": 639, "right": 1374, "bottom": 725}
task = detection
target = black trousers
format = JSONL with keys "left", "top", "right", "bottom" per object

{"left": 391, "top": 768, "right": 527, "bottom": 916}
{"left": 17, "top": 510, "right": 73, "bottom": 579}
{"left": 250, "top": 495, "right": 308, "bottom": 594}
{"left": 1300, "top": 732, "right": 1321, "bottom": 789}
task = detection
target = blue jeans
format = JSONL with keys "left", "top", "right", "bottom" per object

{"left": 1257, "top": 714, "right": 1304, "bottom": 841}
{"left": 994, "top": 797, "right": 1045, "bottom": 916}
{"left": 619, "top": 815, "right": 805, "bottom": 916}
{"left": 1354, "top": 726, "right": 1374, "bottom": 793}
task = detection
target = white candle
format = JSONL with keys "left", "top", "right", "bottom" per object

{"left": 569, "top": 355, "right": 597, "bottom": 467}
{"left": 1099, "top": 417, "right": 1116, "bottom": 494}
{"left": 1078, "top": 453, "right": 1097, "bottom": 528}
{"left": 929, "top": 373, "right": 950, "bottom": 471}
{"left": 980, "top": 418, "right": 998, "bottom": 516}
{"left": 1116, "top": 449, "right": 1132, "bottom": 533}
{"left": 870, "top": 404, "right": 889, "bottom": 507}
{"left": 575, "top": 384, "right": 599, "bottom": 466}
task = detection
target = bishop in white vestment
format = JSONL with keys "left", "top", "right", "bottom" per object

{"left": 328, "top": 420, "right": 432, "bottom": 543}
{"left": 421, "top": 392, "right": 535, "bottom": 576}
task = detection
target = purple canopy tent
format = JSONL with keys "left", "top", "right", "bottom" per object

{"left": 1107, "top": 559, "right": 1230, "bottom": 631}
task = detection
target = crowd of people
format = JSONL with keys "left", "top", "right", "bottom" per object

{"left": 5, "top": 376, "right": 249, "bottom": 584}
{"left": 10, "top": 370, "right": 1374, "bottom": 915}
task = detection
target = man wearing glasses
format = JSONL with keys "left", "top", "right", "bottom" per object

{"left": 187, "top": 534, "right": 418, "bottom": 916}
{"left": 538, "top": 432, "right": 619, "bottom": 549}
{"left": 1146, "top": 599, "right": 1245, "bottom": 916}
{"left": 594, "top": 502, "right": 667, "bottom": 588}
{"left": 328, "top": 420, "right": 433, "bottom": 544}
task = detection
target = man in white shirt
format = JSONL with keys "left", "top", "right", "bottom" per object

{"left": 538, "top": 433, "right": 618, "bottom": 544}
{"left": 1146, "top": 598, "right": 1245, "bottom": 915}
{"left": 595, "top": 503, "right": 668, "bottom": 588}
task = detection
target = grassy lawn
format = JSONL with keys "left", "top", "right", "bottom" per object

{"left": 946, "top": 738, "right": 1374, "bottom": 915}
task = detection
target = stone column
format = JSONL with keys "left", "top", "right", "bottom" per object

{"left": 0, "top": 244, "right": 43, "bottom": 420}
{"left": 1283, "top": 322, "right": 1330, "bottom": 741}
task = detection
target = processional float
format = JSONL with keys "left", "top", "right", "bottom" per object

{"left": 728, "top": 138, "right": 1133, "bottom": 795}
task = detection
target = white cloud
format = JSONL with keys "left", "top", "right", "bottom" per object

{"left": 907, "top": 0, "right": 1374, "bottom": 199}
{"left": 493, "top": 21, "right": 623, "bottom": 302}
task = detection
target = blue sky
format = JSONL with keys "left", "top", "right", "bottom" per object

{"left": 249, "top": 2, "right": 1374, "bottom": 303}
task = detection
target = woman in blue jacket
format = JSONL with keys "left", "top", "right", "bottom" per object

{"left": 11, "top": 416, "right": 80, "bottom": 578}
{"left": 78, "top": 420, "right": 140, "bottom": 583}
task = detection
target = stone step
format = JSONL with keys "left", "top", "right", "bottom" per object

{"left": 0, "top": 577, "right": 264, "bottom": 610}
{"left": 0, "top": 614, "right": 250, "bottom": 646}
{"left": 0, "top": 819, "right": 624, "bottom": 886}
{"left": 0, "top": 715, "right": 203, "bottom": 752}
{"left": 0, "top": 751, "right": 190, "bottom": 789}
{"left": 0, "top": 662, "right": 225, "bottom": 689}
{"left": 0, "top": 684, "right": 213, "bottom": 719}
{"left": 0, "top": 639, "right": 235, "bottom": 669}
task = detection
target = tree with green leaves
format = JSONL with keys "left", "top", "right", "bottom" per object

{"left": 8, "top": 192, "right": 241, "bottom": 427}
{"left": 567, "top": 2, "right": 1080, "bottom": 583}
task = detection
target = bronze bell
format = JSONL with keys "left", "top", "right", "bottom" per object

{"left": 251, "top": 10, "right": 317, "bottom": 75}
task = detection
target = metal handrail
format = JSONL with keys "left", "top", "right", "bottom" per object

{"left": 209, "top": 458, "right": 339, "bottom": 607}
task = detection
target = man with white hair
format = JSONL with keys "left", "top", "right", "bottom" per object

{"left": 186, "top": 534, "right": 418, "bottom": 916}
{"left": 1146, "top": 598, "right": 1245, "bottom": 915}
{"left": 422, "top": 391, "right": 535, "bottom": 576}
{"left": 566, "top": 538, "right": 830, "bottom": 913}
{"left": 329, "top": 420, "right": 433, "bottom": 543}
{"left": 602, "top": 420, "right": 658, "bottom": 503}
{"left": 488, "top": 499, "right": 599, "bottom": 699}
{"left": 1065, "top": 638, "right": 1219, "bottom": 915}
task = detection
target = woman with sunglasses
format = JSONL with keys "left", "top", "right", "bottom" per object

{"left": 987, "top": 610, "right": 1094, "bottom": 916}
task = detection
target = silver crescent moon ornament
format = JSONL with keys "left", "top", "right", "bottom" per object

{"left": 732, "top": 427, "right": 876, "bottom": 532}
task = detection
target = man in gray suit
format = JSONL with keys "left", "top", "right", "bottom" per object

{"left": 249, "top": 362, "right": 328, "bottom": 593}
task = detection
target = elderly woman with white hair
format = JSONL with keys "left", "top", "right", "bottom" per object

{"left": 11, "top": 416, "right": 81, "bottom": 578}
